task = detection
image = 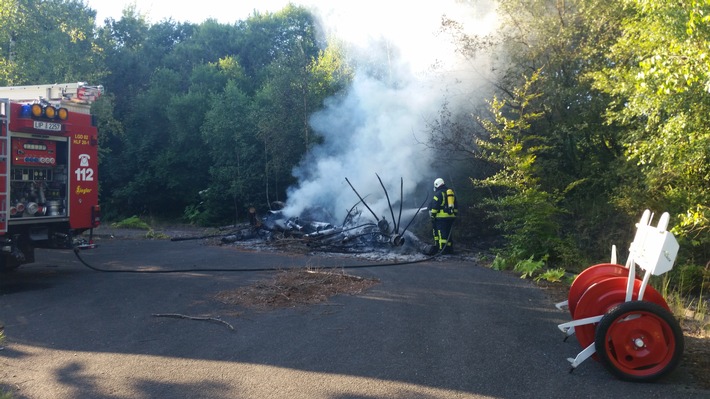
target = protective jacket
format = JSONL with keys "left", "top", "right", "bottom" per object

{"left": 430, "top": 185, "right": 458, "bottom": 219}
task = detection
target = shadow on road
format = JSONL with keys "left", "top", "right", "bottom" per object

{"left": 0, "top": 239, "right": 706, "bottom": 399}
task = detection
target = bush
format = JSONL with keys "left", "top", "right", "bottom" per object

{"left": 491, "top": 254, "right": 512, "bottom": 271}
{"left": 665, "top": 264, "right": 708, "bottom": 295}
{"left": 513, "top": 255, "right": 546, "bottom": 279}
{"left": 535, "top": 268, "right": 566, "bottom": 283}
{"left": 483, "top": 189, "right": 566, "bottom": 264}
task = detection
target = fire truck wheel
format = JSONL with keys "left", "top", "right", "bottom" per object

{"left": 594, "top": 301, "right": 684, "bottom": 382}
{"left": 0, "top": 256, "right": 21, "bottom": 272}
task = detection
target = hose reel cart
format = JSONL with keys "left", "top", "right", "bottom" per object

{"left": 555, "top": 209, "right": 684, "bottom": 382}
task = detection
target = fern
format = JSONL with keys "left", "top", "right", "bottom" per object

{"left": 514, "top": 255, "right": 545, "bottom": 279}
{"left": 491, "top": 254, "right": 511, "bottom": 271}
{"left": 535, "top": 268, "right": 566, "bottom": 282}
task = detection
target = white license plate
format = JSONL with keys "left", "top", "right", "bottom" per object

{"left": 33, "top": 120, "right": 62, "bottom": 131}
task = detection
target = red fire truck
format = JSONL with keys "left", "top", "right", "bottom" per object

{"left": 0, "top": 82, "right": 102, "bottom": 271}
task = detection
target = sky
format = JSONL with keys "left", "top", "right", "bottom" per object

{"left": 84, "top": 0, "right": 294, "bottom": 24}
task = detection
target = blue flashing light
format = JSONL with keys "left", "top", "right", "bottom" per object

{"left": 20, "top": 104, "right": 31, "bottom": 118}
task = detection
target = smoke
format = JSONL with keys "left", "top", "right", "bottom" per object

{"left": 282, "top": 1, "right": 498, "bottom": 224}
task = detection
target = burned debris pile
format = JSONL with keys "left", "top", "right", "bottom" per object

{"left": 220, "top": 207, "right": 429, "bottom": 257}
{"left": 218, "top": 175, "right": 433, "bottom": 258}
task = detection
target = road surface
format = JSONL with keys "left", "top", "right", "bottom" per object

{"left": 0, "top": 235, "right": 707, "bottom": 398}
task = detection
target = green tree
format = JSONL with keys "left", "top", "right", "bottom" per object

{"left": 165, "top": 19, "right": 239, "bottom": 77}
{"left": 251, "top": 44, "right": 313, "bottom": 206}
{"left": 111, "top": 67, "right": 182, "bottom": 215}
{"left": 96, "top": 13, "right": 199, "bottom": 218}
{"left": 96, "top": 5, "right": 338, "bottom": 222}
{"left": 0, "top": 0, "right": 101, "bottom": 85}
{"left": 200, "top": 79, "right": 259, "bottom": 223}
{"left": 474, "top": 71, "right": 564, "bottom": 263}
{"left": 96, "top": 11, "right": 194, "bottom": 116}
{"left": 234, "top": 5, "right": 323, "bottom": 94}
{"left": 589, "top": 0, "right": 710, "bottom": 265}
{"left": 197, "top": 40, "right": 350, "bottom": 223}
{"left": 437, "top": 0, "right": 630, "bottom": 266}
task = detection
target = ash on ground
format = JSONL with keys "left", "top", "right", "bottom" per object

{"left": 213, "top": 207, "right": 444, "bottom": 263}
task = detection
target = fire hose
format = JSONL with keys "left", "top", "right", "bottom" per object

{"left": 72, "top": 222, "right": 454, "bottom": 274}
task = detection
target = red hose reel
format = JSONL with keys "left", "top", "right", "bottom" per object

{"left": 555, "top": 210, "right": 684, "bottom": 382}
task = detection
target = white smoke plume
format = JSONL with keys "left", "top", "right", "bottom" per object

{"left": 282, "top": 1, "right": 498, "bottom": 224}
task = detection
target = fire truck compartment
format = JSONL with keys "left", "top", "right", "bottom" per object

{"left": 9, "top": 136, "right": 69, "bottom": 221}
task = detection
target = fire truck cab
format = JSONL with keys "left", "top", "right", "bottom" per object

{"left": 0, "top": 82, "right": 101, "bottom": 271}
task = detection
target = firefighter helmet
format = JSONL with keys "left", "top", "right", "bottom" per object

{"left": 434, "top": 178, "right": 445, "bottom": 189}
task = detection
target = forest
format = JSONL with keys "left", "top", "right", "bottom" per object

{"left": 0, "top": 0, "right": 708, "bottom": 290}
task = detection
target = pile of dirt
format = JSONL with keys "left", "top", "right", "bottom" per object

{"left": 214, "top": 268, "right": 380, "bottom": 310}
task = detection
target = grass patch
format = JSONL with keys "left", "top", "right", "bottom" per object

{"left": 145, "top": 230, "right": 170, "bottom": 240}
{"left": 111, "top": 215, "right": 151, "bottom": 230}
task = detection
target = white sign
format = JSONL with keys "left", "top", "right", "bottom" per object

{"left": 75, "top": 154, "right": 94, "bottom": 181}
{"left": 79, "top": 154, "right": 90, "bottom": 167}
{"left": 33, "top": 120, "right": 61, "bottom": 131}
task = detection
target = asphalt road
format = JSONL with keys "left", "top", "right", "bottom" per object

{"left": 0, "top": 236, "right": 708, "bottom": 399}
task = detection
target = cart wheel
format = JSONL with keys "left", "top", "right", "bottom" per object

{"left": 573, "top": 277, "right": 669, "bottom": 351}
{"left": 595, "top": 301, "right": 684, "bottom": 382}
{"left": 567, "top": 263, "right": 629, "bottom": 316}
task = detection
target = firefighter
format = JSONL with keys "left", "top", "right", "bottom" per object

{"left": 429, "top": 178, "right": 458, "bottom": 254}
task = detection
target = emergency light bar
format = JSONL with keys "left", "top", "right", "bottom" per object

{"left": 28, "top": 103, "right": 69, "bottom": 121}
